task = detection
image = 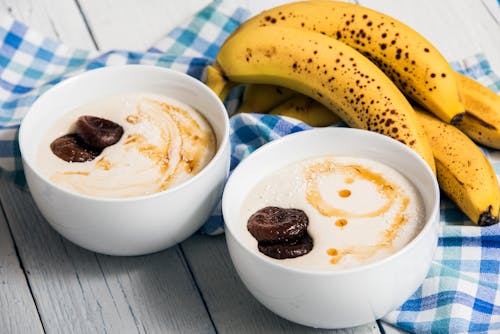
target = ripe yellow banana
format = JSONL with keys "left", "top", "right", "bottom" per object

{"left": 216, "top": 25, "right": 435, "bottom": 173}
{"left": 233, "top": 0, "right": 464, "bottom": 124}
{"left": 453, "top": 72, "right": 500, "bottom": 149}
{"left": 236, "top": 84, "right": 295, "bottom": 114}
{"left": 205, "top": 65, "right": 234, "bottom": 101}
{"left": 416, "top": 108, "right": 500, "bottom": 225}
{"left": 269, "top": 95, "right": 341, "bottom": 127}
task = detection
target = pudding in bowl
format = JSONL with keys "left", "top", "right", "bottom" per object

{"left": 19, "top": 65, "right": 230, "bottom": 256}
{"left": 37, "top": 93, "right": 216, "bottom": 198}
{"left": 240, "top": 155, "right": 426, "bottom": 271}
{"left": 222, "top": 127, "right": 439, "bottom": 329}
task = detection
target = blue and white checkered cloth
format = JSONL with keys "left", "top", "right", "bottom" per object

{"left": 1, "top": 1, "right": 500, "bottom": 332}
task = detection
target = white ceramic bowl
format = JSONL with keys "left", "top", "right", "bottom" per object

{"left": 222, "top": 127, "right": 439, "bottom": 329}
{"left": 19, "top": 65, "right": 230, "bottom": 256}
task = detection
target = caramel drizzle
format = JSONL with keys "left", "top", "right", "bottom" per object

{"left": 95, "top": 157, "right": 112, "bottom": 170}
{"left": 327, "top": 197, "right": 410, "bottom": 265}
{"left": 62, "top": 171, "right": 89, "bottom": 176}
{"left": 305, "top": 161, "right": 397, "bottom": 218}
{"left": 55, "top": 97, "right": 215, "bottom": 195}
{"left": 303, "top": 159, "right": 411, "bottom": 266}
{"left": 335, "top": 218, "right": 348, "bottom": 227}
{"left": 124, "top": 98, "right": 213, "bottom": 191}
{"left": 126, "top": 114, "right": 140, "bottom": 124}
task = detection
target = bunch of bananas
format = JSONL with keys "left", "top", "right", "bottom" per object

{"left": 206, "top": 1, "right": 500, "bottom": 226}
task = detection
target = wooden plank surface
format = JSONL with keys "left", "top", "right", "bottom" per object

{"left": 483, "top": 0, "right": 500, "bottom": 24}
{"left": 1, "top": 3, "right": 215, "bottom": 332}
{"left": 77, "top": 0, "right": 212, "bottom": 50}
{"left": 0, "top": 176, "right": 215, "bottom": 334}
{"left": 182, "top": 234, "right": 381, "bottom": 334}
{"left": 359, "top": 0, "right": 500, "bottom": 74}
{"left": 1, "top": 0, "right": 499, "bottom": 333}
{"left": 0, "top": 0, "right": 96, "bottom": 49}
{"left": 0, "top": 176, "right": 44, "bottom": 334}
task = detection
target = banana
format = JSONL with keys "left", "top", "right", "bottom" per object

{"left": 236, "top": 84, "right": 296, "bottom": 114}
{"left": 216, "top": 25, "right": 436, "bottom": 173}
{"left": 232, "top": 0, "right": 464, "bottom": 124}
{"left": 416, "top": 108, "right": 500, "bottom": 225}
{"left": 453, "top": 72, "right": 500, "bottom": 149}
{"left": 269, "top": 95, "right": 341, "bottom": 127}
{"left": 205, "top": 65, "right": 234, "bottom": 101}
{"left": 237, "top": 83, "right": 342, "bottom": 126}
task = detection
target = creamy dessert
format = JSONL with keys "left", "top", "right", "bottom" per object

{"left": 37, "top": 93, "right": 216, "bottom": 198}
{"left": 240, "top": 155, "right": 425, "bottom": 270}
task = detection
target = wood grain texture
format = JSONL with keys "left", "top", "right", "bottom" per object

{"left": 0, "top": 179, "right": 44, "bottom": 334}
{"left": 243, "top": 0, "right": 357, "bottom": 14}
{"left": 359, "top": 0, "right": 500, "bottom": 73}
{"left": 483, "top": 0, "right": 500, "bottom": 24}
{"left": 181, "top": 234, "right": 380, "bottom": 334}
{"left": 2, "top": 1, "right": 500, "bottom": 333}
{"left": 73, "top": 0, "right": 356, "bottom": 50}
{"left": 0, "top": 177, "right": 214, "bottom": 334}
{"left": 0, "top": 0, "right": 96, "bottom": 50}
{"left": 76, "top": 0, "right": 212, "bottom": 50}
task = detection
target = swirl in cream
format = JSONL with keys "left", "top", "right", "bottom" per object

{"left": 37, "top": 93, "right": 216, "bottom": 198}
{"left": 240, "top": 156, "right": 425, "bottom": 270}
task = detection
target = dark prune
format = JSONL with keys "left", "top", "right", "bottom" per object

{"left": 75, "top": 115, "right": 124, "bottom": 150}
{"left": 258, "top": 234, "right": 313, "bottom": 259}
{"left": 50, "top": 134, "right": 101, "bottom": 162}
{"left": 247, "top": 206, "right": 309, "bottom": 243}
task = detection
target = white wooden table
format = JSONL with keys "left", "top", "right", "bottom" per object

{"left": 1, "top": 1, "right": 499, "bottom": 333}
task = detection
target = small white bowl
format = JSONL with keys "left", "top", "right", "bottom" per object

{"left": 19, "top": 65, "right": 230, "bottom": 256}
{"left": 222, "top": 127, "right": 439, "bottom": 329}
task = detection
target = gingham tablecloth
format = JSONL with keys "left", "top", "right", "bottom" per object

{"left": 1, "top": 2, "right": 500, "bottom": 333}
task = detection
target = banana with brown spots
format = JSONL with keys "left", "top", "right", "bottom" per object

{"left": 416, "top": 108, "right": 500, "bottom": 225}
{"left": 453, "top": 72, "right": 500, "bottom": 149}
{"left": 232, "top": 0, "right": 464, "bottom": 124}
{"left": 216, "top": 25, "right": 436, "bottom": 172}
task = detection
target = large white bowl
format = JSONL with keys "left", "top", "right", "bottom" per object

{"left": 222, "top": 127, "right": 439, "bottom": 329}
{"left": 19, "top": 65, "right": 230, "bottom": 256}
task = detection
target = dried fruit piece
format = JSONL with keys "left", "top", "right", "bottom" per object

{"left": 258, "top": 234, "right": 313, "bottom": 259}
{"left": 50, "top": 134, "right": 100, "bottom": 162}
{"left": 75, "top": 116, "right": 124, "bottom": 150}
{"left": 247, "top": 206, "right": 314, "bottom": 259}
{"left": 247, "top": 206, "right": 308, "bottom": 243}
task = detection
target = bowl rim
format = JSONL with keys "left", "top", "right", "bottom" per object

{"left": 222, "top": 127, "right": 440, "bottom": 276}
{"left": 19, "top": 64, "right": 230, "bottom": 203}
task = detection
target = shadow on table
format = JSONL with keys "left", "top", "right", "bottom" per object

{"left": 0, "top": 175, "right": 376, "bottom": 333}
